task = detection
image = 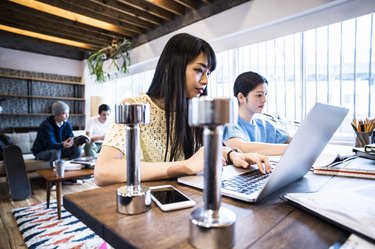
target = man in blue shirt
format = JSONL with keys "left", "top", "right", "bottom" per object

{"left": 223, "top": 71, "right": 291, "bottom": 156}
{"left": 32, "top": 101, "right": 82, "bottom": 167}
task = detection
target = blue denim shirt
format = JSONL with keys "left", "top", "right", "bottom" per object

{"left": 223, "top": 115, "right": 289, "bottom": 144}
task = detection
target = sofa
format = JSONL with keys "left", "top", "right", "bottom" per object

{"left": 0, "top": 130, "right": 86, "bottom": 176}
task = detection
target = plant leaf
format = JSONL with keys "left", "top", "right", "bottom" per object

{"left": 86, "top": 38, "right": 132, "bottom": 83}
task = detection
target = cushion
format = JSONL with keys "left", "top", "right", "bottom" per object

{"left": 29, "top": 132, "right": 37, "bottom": 146}
{"left": 8, "top": 133, "right": 32, "bottom": 154}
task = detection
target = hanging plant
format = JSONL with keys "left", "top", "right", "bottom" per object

{"left": 87, "top": 38, "right": 132, "bottom": 83}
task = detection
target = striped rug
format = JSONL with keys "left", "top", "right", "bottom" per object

{"left": 12, "top": 201, "right": 109, "bottom": 249}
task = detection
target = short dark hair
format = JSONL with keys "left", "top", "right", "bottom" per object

{"left": 233, "top": 71, "right": 268, "bottom": 98}
{"left": 98, "top": 104, "right": 110, "bottom": 114}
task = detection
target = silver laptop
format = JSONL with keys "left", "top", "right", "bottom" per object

{"left": 178, "top": 103, "right": 349, "bottom": 203}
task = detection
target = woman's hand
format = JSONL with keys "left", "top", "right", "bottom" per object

{"left": 183, "top": 147, "right": 271, "bottom": 177}
{"left": 183, "top": 147, "right": 205, "bottom": 175}
{"left": 230, "top": 151, "right": 271, "bottom": 174}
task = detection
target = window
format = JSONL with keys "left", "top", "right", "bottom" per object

{"left": 117, "top": 13, "right": 375, "bottom": 143}
{"left": 211, "top": 13, "right": 375, "bottom": 142}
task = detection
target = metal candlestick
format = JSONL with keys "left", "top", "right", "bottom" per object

{"left": 115, "top": 103, "right": 151, "bottom": 215}
{"left": 188, "top": 97, "right": 238, "bottom": 249}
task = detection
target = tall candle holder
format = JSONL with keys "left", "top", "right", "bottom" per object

{"left": 188, "top": 97, "right": 238, "bottom": 249}
{"left": 115, "top": 103, "right": 151, "bottom": 215}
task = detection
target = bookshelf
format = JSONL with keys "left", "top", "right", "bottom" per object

{"left": 0, "top": 69, "right": 85, "bottom": 132}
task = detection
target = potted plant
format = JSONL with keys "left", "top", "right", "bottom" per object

{"left": 87, "top": 38, "right": 132, "bottom": 83}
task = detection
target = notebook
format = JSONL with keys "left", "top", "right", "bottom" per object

{"left": 177, "top": 103, "right": 349, "bottom": 203}
{"left": 70, "top": 156, "right": 96, "bottom": 168}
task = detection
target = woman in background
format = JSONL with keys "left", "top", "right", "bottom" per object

{"left": 223, "top": 71, "right": 292, "bottom": 156}
{"left": 94, "top": 34, "right": 271, "bottom": 187}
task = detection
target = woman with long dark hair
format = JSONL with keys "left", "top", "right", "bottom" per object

{"left": 94, "top": 33, "right": 270, "bottom": 186}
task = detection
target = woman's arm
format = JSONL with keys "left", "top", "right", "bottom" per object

{"left": 94, "top": 144, "right": 271, "bottom": 186}
{"left": 224, "top": 137, "right": 287, "bottom": 156}
{"left": 94, "top": 145, "right": 205, "bottom": 186}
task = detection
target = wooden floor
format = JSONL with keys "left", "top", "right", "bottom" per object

{"left": 0, "top": 173, "right": 98, "bottom": 249}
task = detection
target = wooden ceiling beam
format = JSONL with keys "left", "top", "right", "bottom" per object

{"left": 68, "top": 0, "right": 156, "bottom": 32}
{"left": 35, "top": 0, "right": 143, "bottom": 35}
{"left": 117, "top": 0, "right": 175, "bottom": 21}
{"left": 146, "top": 0, "right": 185, "bottom": 15}
{"left": 0, "top": 7, "right": 109, "bottom": 47}
{"left": 10, "top": 0, "right": 132, "bottom": 37}
{"left": 0, "top": 1, "right": 125, "bottom": 43}
{"left": 0, "top": 18, "right": 104, "bottom": 49}
{"left": 0, "top": 30, "right": 88, "bottom": 60}
{"left": 92, "top": 0, "right": 163, "bottom": 26}
{"left": 0, "top": 24, "right": 99, "bottom": 50}
{"left": 174, "top": 0, "right": 199, "bottom": 10}
{"left": 132, "top": 0, "right": 250, "bottom": 47}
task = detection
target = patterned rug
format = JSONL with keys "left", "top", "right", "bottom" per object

{"left": 12, "top": 201, "right": 109, "bottom": 249}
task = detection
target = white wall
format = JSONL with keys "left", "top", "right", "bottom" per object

{"left": 0, "top": 47, "right": 84, "bottom": 77}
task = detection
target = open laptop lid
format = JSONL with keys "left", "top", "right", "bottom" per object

{"left": 256, "top": 103, "right": 349, "bottom": 201}
{"left": 178, "top": 103, "right": 349, "bottom": 202}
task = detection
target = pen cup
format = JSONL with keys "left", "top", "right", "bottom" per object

{"left": 354, "top": 131, "right": 372, "bottom": 147}
{"left": 53, "top": 159, "right": 66, "bottom": 177}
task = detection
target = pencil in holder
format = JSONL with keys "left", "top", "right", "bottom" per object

{"left": 355, "top": 131, "right": 372, "bottom": 147}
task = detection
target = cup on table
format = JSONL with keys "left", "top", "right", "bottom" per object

{"left": 53, "top": 159, "right": 66, "bottom": 177}
{"left": 354, "top": 131, "right": 372, "bottom": 147}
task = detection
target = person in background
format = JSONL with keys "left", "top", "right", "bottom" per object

{"left": 94, "top": 33, "right": 271, "bottom": 187}
{"left": 84, "top": 104, "right": 111, "bottom": 157}
{"left": 32, "top": 101, "right": 83, "bottom": 167}
{"left": 223, "top": 71, "right": 292, "bottom": 156}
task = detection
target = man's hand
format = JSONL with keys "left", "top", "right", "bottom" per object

{"left": 62, "top": 137, "right": 74, "bottom": 148}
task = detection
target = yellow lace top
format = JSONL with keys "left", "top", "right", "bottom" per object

{"left": 103, "top": 93, "right": 183, "bottom": 162}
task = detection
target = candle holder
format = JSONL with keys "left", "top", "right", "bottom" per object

{"left": 188, "top": 97, "right": 238, "bottom": 249}
{"left": 115, "top": 103, "right": 151, "bottom": 215}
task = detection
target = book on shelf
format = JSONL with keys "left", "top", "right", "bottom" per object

{"left": 313, "top": 152, "right": 375, "bottom": 179}
{"left": 281, "top": 184, "right": 375, "bottom": 243}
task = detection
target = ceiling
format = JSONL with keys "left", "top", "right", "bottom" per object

{"left": 0, "top": 0, "right": 249, "bottom": 60}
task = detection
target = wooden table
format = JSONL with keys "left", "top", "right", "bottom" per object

{"left": 63, "top": 171, "right": 373, "bottom": 249}
{"left": 36, "top": 168, "right": 94, "bottom": 219}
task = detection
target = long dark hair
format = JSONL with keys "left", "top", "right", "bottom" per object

{"left": 147, "top": 33, "right": 217, "bottom": 161}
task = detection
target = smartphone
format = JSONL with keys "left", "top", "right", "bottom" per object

{"left": 150, "top": 185, "right": 196, "bottom": 212}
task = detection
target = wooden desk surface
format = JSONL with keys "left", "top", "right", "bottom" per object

{"left": 63, "top": 170, "right": 374, "bottom": 249}
{"left": 36, "top": 168, "right": 94, "bottom": 182}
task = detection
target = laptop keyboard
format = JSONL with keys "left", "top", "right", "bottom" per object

{"left": 222, "top": 170, "right": 271, "bottom": 195}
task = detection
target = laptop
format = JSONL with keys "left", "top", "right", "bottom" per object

{"left": 178, "top": 103, "right": 349, "bottom": 203}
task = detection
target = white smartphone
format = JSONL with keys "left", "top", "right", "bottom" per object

{"left": 150, "top": 185, "right": 196, "bottom": 212}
